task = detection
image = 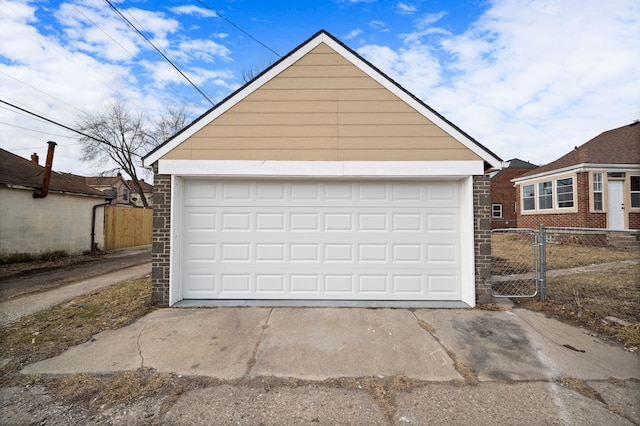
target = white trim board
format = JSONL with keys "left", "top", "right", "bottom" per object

{"left": 158, "top": 160, "right": 485, "bottom": 177}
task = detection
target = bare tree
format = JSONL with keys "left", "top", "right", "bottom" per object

{"left": 150, "top": 105, "right": 189, "bottom": 145}
{"left": 76, "top": 100, "right": 187, "bottom": 207}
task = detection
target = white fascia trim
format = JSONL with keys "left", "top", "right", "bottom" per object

{"left": 512, "top": 163, "right": 640, "bottom": 183}
{"left": 158, "top": 160, "right": 485, "bottom": 177}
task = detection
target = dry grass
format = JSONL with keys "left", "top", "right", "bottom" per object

{"left": 516, "top": 264, "right": 640, "bottom": 349}
{"left": 491, "top": 233, "right": 639, "bottom": 273}
{"left": 0, "top": 278, "right": 154, "bottom": 385}
{"left": 49, "top": 369, "right": 186, "bottom": 409}
{"left": 560, "top": 376, "right": 605, "bottom": 403}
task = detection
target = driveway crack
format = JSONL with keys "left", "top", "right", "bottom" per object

{"left": 137, "top": 322, "right": 148, "bottom": 370}
{"left": 244, "top": 308, "right": 273, "bottom": 377}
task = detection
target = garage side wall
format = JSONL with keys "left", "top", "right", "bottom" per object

{"left": 151, "top": 163, "right": 171, "bottom": 306}
{"left": 474, "top": 175, "right": 492, "bottom": 303}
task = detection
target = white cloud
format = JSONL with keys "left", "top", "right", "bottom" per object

{"left": 358, "top": 44, "right": 442, "bottom": 96}
{"left": 169, "top": 5, "right": 217, "bottom": 18}
{"left": 175, "top": 39, "right": 231, "bottom": 63}
{"left": 344, "top": 29, "right": 363, "bottom": 39}
{"left": 397, "top": 3, "right": 417, "bottom": 15}
{"left": 360, "top": 0, "right": 640, "bottom": 165}
{"left": 0, "top": 0, "right": 239, "bottom": 176}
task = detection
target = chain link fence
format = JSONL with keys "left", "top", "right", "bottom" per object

{"left": 491, "top": 229, "right": 538, "bottom": 298}
{"left": 492, "top": 226, "right": 640, "bottom": 340}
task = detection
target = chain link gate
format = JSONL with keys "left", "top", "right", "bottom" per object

{"left": 491, "top": 228, "right": 541, "bottom": 298}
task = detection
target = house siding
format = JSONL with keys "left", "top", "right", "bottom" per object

{"left": 151, "top": 163, "right": 171, "bottom": 306}
{"left": 516, "top": 172, "right": 607, "bottom": 229}
{"left": 474, "top": 175, "right": 492, "bottom": 303}
{"left": 161, "top": 44, "right": 481, "bottom": 163}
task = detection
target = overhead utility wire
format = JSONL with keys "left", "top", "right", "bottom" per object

{"left": 0, "top": 99, "right": 135, "bottom": 155}
{"left": 196, "top": 0, "right": 282, "bottom": 58}
{"left": 103, "top": 0, "right": 215, "bottom": 106}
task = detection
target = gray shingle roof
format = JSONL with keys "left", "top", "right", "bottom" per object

{"left": 0, "top": 148, "right": 108, "bottom": 198}
{"left": 519, "top": 122, "right": 640, "bottom": 178}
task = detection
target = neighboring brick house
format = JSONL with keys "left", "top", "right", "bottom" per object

{"left": 66, "top": 173, "right": 132, "bottom": 205}
{"left": 490, "top": 159, "right": 537, "bottom": 229}
{"left": 0, "top": 147, "right": 109, "bottom": 258}
{"left": 513, "top": 122, "right": 640, "bottom": 230}
{"left": 126, "top": 179, "right": 153, "bottom": 207}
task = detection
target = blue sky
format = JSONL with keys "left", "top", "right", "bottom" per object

{"left": 1, "top": 0, "right": 639, "bottom": 176}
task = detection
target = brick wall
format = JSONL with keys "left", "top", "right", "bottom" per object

{"left": 630, "top": 213, "right": 640, "bottom": 230}
{"left": 151, "top": 163, "right": 171, "bottom": 306}
{"left": 474, "top": 175, "right": 492, "bottom": 304}
{"left": 490, "top": 168, "right": 532, "bottom": 229}
{"left": 516, "top": 172, "right": 607, "bottom": 229}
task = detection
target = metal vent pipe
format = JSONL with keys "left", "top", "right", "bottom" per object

{"left": 33, "top": 141, "right": 57, "bottom": 199}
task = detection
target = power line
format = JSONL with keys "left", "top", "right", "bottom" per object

{"left": 196, "top": 0, "right": 282, "bottom": 58}
{"left": 0, "top": 98, "right": 125, "bottom": 152}
{"left": 104, "top": 0, "right": 215, "bottom": 105}
{"left": 0, "top": 121, "right": 77, "bottom": 139}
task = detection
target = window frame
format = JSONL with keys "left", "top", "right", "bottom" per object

{"left": 590, "top": 172, "right": 604, "bottom": 212}
{"left": 555, "top": 177, "right": 574, "bottom": 209}
{"left": 491, "top": 203, "right": 503, "bottom": 218}
{"left": 519, "top": 173, "right": 577, "bottom": 214}
{"left": 522, "top": 184, "right": 535, "bottom": 211}
{"left": 631, "top": 175, "right": 640, "bottom": 209}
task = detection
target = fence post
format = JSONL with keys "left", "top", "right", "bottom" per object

{"left": 539, "top": 224, "right": 546, "bottom": 301}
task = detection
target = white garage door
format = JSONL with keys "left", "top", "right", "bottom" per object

{"left": 181, "top": 179, "right": 462, "bottom": 301}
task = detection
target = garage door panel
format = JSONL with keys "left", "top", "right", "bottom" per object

{"left": 184, "top": 181, "right": 460, "bottom": 207}
{"left": 182, "top": 179, "right": 463, "bottom": 301}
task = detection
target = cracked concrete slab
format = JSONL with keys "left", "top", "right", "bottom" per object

{"left": 414, "top": 309, "right": 640, "bottom": 382}
{"left": 22, "top": 322, "right": 145, "bottom": 375}
{"left": 22, "top": 308, "right": 271, "bottom": 380}
{"left": 249, "top": 308, "right": 460, "bottom": 381}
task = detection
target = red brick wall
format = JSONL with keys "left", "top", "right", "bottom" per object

{"left": 516, "top": 172, "right": 607, "bottom": 229}
{"left": 630, "top": 213, "right": 640, "bottom": 230}
{"left": 490, "top": 168, "right": 534, "bottom": 229}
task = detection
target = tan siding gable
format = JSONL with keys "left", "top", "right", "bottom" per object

{"left": 162, "top": 43, "right": 481, "bottom": 161}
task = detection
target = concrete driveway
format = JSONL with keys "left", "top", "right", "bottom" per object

{"left": 20, "top": 306, "right": 640, "bottom": 424}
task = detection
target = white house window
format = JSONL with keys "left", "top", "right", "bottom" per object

{"left": 593, "top": 173, "right": 603, "bottom": 211}
{"left": 492, "top": 203, "right": 503, "bottom": 218}
{"left": 538, "top": 181, "right": 553, "bottom": 210}
{"left": 631, "top": 175, "right": 640, "bottom": 208}
{"left": 556, "top": 177, "right": 574, "bottom": 208}
{"left": 522, "top": 184, "right": 535, "bottom": 211}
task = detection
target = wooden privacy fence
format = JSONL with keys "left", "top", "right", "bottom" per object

{"left": 104, "top": 206, "right": 152, "bottom": 251}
